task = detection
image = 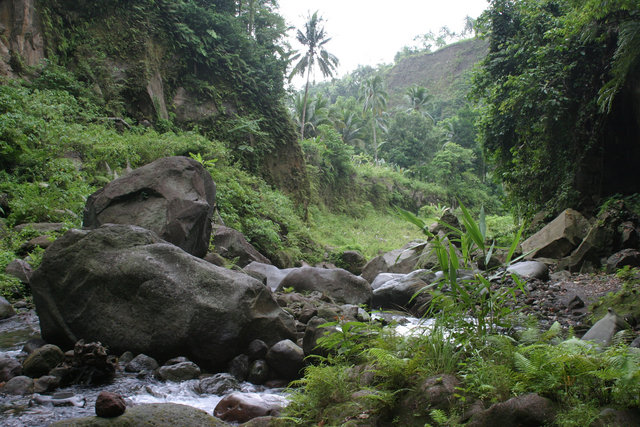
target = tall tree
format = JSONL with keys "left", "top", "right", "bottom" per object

{"left": 360, "top": 75, "right": 388, "bottom": 164}
{"left": 289, "top": 11, "right": 339, "bottom": 140}
{"left": 405, "top": 85, "right": 434, "bottom": 122}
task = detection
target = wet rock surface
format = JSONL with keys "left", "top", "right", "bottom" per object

{"left": 94, "top": 391, "right": 126, "bottom": 418}
{"left": 214, "top": 392, "right": 285, "bottom": 423}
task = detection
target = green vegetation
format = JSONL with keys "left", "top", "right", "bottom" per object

{"left": 283, "top": 210, "right": 639, "bottom": 426}
{"left": 307, "top": 207, "right": 425, "bottom": 261}
{"left": 289, "top": 11, "right": 339, "bottom": 140}
{"left": 2, "top": 1, "right": 638, "bottom": 424}
{"left": 284, "top": 320, "right": 640, "bottom": 425}
{"left": 590, "top": 266, "right": 640, "bottom": 324}
{"left": 474, "top": 0, "right": 640, "bottom": 218}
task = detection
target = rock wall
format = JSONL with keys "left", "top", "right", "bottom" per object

{"left": 0, "top": 0, "right": 45, "bottom": 77}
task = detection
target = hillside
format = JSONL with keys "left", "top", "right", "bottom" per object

{"left": 384, "top": 38, "right": 488, "bottom": 109}
{"left": 0, "top": 0, "right": 308, "bottom": 200}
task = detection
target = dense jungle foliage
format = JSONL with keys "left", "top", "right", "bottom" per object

{"left": 474, "top": 0, "right": 640, "bottom": 218}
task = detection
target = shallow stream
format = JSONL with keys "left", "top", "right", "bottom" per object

{"left": 0, "top": 310, "right": 287, "bottom": 426}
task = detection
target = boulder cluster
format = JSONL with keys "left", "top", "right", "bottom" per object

{"left": 2, "top": 157, "right": 640, "bottom": 425}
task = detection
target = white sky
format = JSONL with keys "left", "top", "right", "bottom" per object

{"left": 278, "top": 0, "right": 489, "bottom": 87}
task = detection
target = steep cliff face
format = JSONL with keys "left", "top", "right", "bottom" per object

{"left": 0, "top": 0, "right": 45, "bottom": 76}
{"left": 0, "top": 0, "right": 309, "bottom": 201}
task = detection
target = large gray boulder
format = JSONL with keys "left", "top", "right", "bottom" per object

{"left": 5, "top": 259, "right": 33, "bottom": 284}
{"left": 558, "top": 200, "right": 640, "bottom": 272}
{"left": 581, "top": 308, "right": 630, "bottom": 347}
{"left": 0, "top": 296, "right": 15, "bottom": 319}
{"left": 521, "top": 209, "right": 590, "bottom": 260}
{"left": 277, "top": 266, "right": 372, "bottom": 305}
{"left": 244, "top": 262, "right": 294, "bottom": 291}
{"left": 371, "top": 270, "right": 437, "bottom": 312}
{"left": 361, "top": 242, "right": 426, "bottom": 283}
{"left": 370, "top": 273, "right": 405, "bottom": 290}
{"left": 506, "top": 261, "right": 549, "bottom": 281}
{"left": 30, "top": 224, "right": 295, "bottom": 370}
{"left": 83, "top": 156, "right": 216, "bottom": 258}
{"left": 212, "top": 225, "right": 271, "bottom": 267}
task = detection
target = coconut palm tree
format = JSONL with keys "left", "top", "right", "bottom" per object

{"left": 288, "top": 11, "right": 339, "bottom": 140}
{"left": 360, "top": 75, "right": 388, "bottom": 164}
{"left": 405, "top": 85, "right": 435, "bottom": 122}
{"left": 292, "top": 92, "right": 330, "bottom": 138}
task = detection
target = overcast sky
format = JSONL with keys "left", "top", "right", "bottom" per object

{"left": 278, "top": 0, "right": 489, "bottom": 87}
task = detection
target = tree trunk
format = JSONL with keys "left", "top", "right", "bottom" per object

{"left": 300, "top": 65, "right": 311, "bottom": 140}
{"left": 372, "top": 118, "right": 378, "bottom": 164}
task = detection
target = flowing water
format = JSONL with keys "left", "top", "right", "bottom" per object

{"left": 0, "top": 309, "right": 431, "bottom": 425}
{"left": 0, "top": 310, "right": 287, "bottom": 426}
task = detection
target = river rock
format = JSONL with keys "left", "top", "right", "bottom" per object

{"left": 118, "top": 351, "right": 134, "bottom": 366}
{"left": 83, "top": 156, "right": 216, "bottom": 258}
{"left": 247, "top": 339, "right": 269, "bottom": 360}
{"left": 506, "top": 261, "right": 549, "bottom": 281}
{"left": 521, "top": 208, "right": 590, "bottom": 259}
{"left": 164, "top": 356, "right": 189, "bottom": 365}
{"left": 466, "top": 393, "right": 556, "bottom": 427}
{"left": 429, "top": 209, "right": 462, "bottom": 234}
{"left": 214, "top": 392, "right": 285, "bottom": 423}
{"left": 265, "top": 339, "right": 304, "bottom": 381}
{"left": 277, "top": 266, "right": 372, "bottom": 305}
{"left": 247, "top": 359, "right": 270, "bottom": 385}
{"left": 0, "top": 356, "right": 22, "bottom": 381}
{"left": 336, "top": 250, "right": 367, "bottom": 275}
{"left": 22, "top": 338, "right": 47, "bottom": 354}
{"left": 5, "top": 259, "right": 33, "bottom": 283}
{"left": 95, "top": 391, "right": 126, "bottom": 418}
{"left": 361, "top": 242, "right": 426, "bottom": 283}
{"left": 606, "top": 248, "right": 640, "bottom": 273}
{"left": 397, "top": 374, "right": 461, "bottom": 425}
{"left": 125, "top": 354, "right": 159, "bottom": 373}
{"left": 50, "top": 403, "right": 226, "bottom": 426}
{"left": 34, "top": 375, "right": 60, "bottom": 393}
{"left": 228, "top": 354, "right": 250, "bottom": 381}
{"left": 22, "top": 344, "right": 64, "bottom": 377}
{"left": 370, "top": 272, "right": 405, "bottom": 290}
{"left": 302, "top": 316, "right": 329, "bottom": 357}
{"left": 2, "top": 375, "right": 34, "bottom": 395}
{"left": 371, "top": 270, "right": 437, "bottom": 312}
{"left": 30, "top": 224, "right": 295, "bottom": 371}
{"left": 581, "top": 308, "right": 630, "bottom": 347}
{"left": 558, "top": 200, "right": 640, "bottom": 272}
{"left": 592, "top": 408, "right": 640, "bottom": 427}
{"left": 19, "top": 235, "right": 54, "bottom": 254}
{"left": 0, "top": 295, "right": 15, "bottom": 319}
{"left": 212, "top": 225, "right": 271, "bottom": 267}
{"left": 15, "top": 222, "right": 65, "bottom": 233}
{"left": 195, "top": 373, "right": 240, "bottom": 395}
{"left": 157, "top": 361, "right": 201, "bottom": 382}
{"left": 33, "top": 392, "right": 85, "bottom": 407}
{"left": 244, "top": 262, "right": 295, "bottom": 291}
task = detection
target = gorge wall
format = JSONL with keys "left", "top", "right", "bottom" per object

{"left": 0, "top": 0, "right": 309, "bottom": 201}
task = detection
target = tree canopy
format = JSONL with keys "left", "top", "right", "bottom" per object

{"left": 474, "top": 0, "right": 640, "bottom": 217}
